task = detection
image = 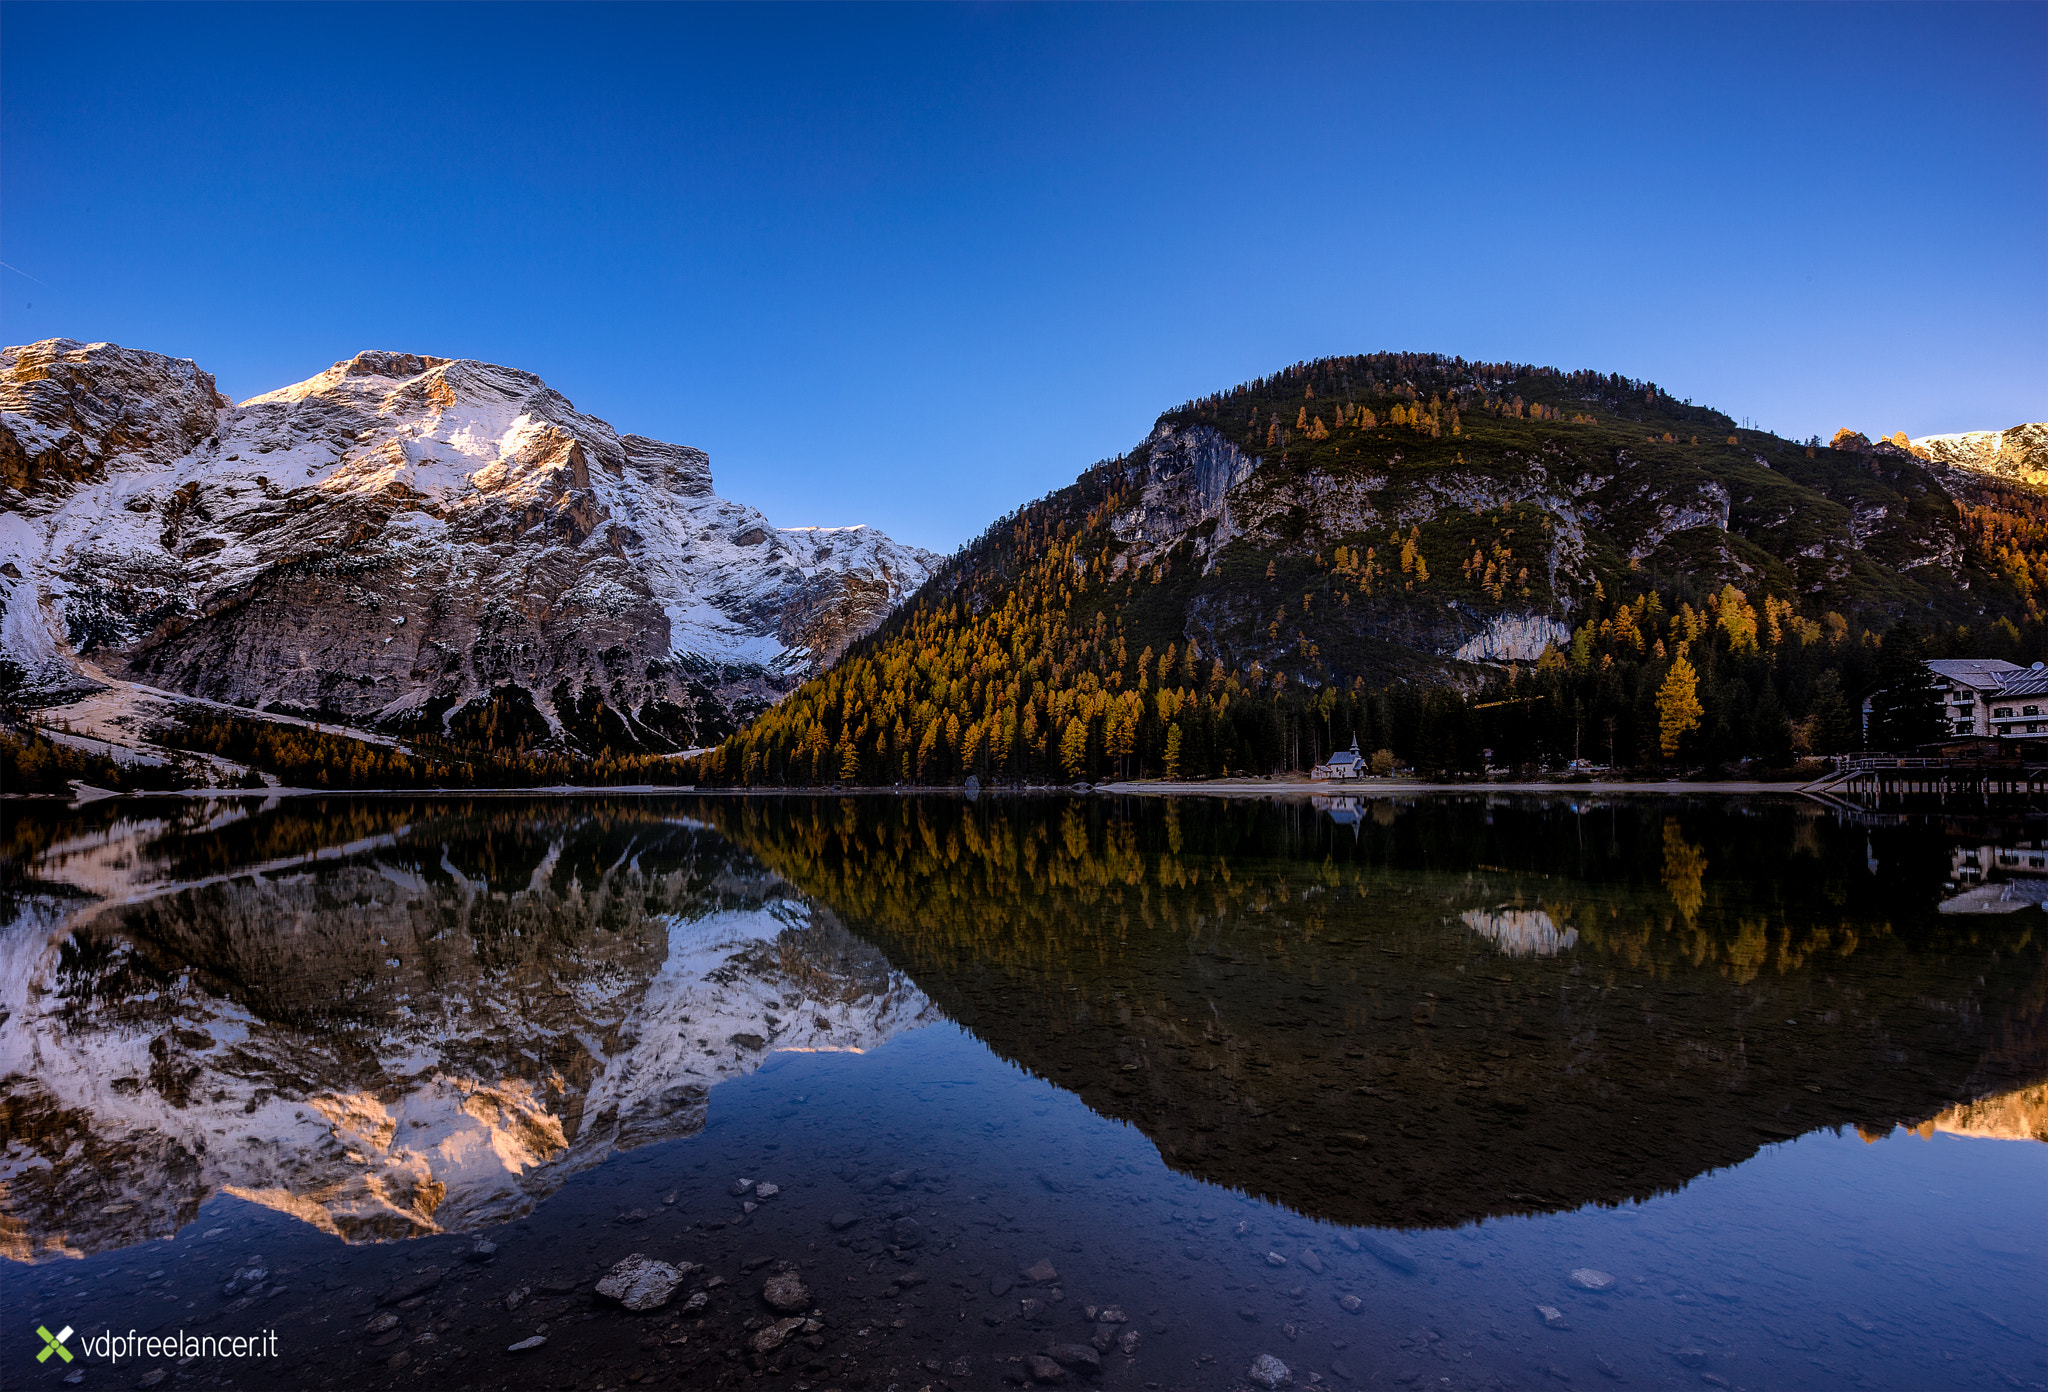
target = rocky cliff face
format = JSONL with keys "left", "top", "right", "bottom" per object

{"left": 0, "top": 801, "right": 934, "bottom": 1260}
{"left": 0, "top": 340, "right": 937, "bottom": 746}
{"left": 1912, "top": 422, "right": 2048, "bottom": 489}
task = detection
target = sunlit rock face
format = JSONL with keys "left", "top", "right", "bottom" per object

{"left": 1931, "top": 1083, "right": 2048, "bottom": 1143}
{"left": 1912, "top": 423, "right": 2048, "bottom": 489}
{"left": 0, "top": 340, "right": 936, "bottom": 741}
{"left": 0, "top": 802, "right": 934, "bottom": 1261}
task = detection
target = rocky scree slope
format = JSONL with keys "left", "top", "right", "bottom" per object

{"left": 0, "top": 339, "right": 936, "bottom": 749}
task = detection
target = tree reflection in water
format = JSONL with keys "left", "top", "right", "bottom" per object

{"left": 700, "top": 792, "right": 2048, "bottom": 1229}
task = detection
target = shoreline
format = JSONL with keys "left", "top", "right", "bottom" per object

{"left": 8, "top": 777, "right": 1833, "bottom": 803}
{"left": 1094, "top": 777, "right": 1815, "bottom": 796}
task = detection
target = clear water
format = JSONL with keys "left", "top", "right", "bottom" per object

{"left": 2, "top": 793, "right": 2043, "bottom": 1392}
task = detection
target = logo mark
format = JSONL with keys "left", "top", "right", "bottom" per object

{"left": 36, "top": 1325, "right": 74, "bottom": 1363}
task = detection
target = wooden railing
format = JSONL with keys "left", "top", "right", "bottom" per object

{"left": 1830, "top": 754, "right": 2029, "bottom": 773}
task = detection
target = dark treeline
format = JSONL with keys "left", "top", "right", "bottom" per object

{"left": 0, "top": 723, "right": 203, "bottom": 796}
{"left": 159, "top": 714, "right": 697, "bottom": 790}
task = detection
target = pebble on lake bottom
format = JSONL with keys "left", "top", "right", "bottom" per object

{"left": 762, "top": 1270, "right": 811, "bottom": 1312}
{"left": 1248, "top": 1351, "right": 1294, "bottom": 1388}
{"left": 1024, "top": 1352, "right": 1069, "bottom": 1383}
{"left": 747, "top": 1316, "right": 806, "bottom": 1353}
{"left": 1048, "top": 1342, "right": 1103, "bottom": 1373}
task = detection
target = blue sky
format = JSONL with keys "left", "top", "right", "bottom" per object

{"left": 3, "top": 2, "right": 2043, "bottom": 553}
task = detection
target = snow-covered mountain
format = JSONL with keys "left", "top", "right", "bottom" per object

{"left": 0, "top": 802, "right": 935, "bottom": 1260}
{"left": 0, "top": 340, "right": 938, "bottom": 746}
{"left": 1911, "top": 422, "right": 2048, "bottom": 489}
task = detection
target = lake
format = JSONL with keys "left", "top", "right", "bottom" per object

{"left": 2, "top": 792, "right": 2044, "bottom": 1392}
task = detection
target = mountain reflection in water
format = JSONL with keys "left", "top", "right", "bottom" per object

{"left": 3, "top": 793, "right": 2045, "bottom": 1263}
{"left": 1, "top": 800, "right": 933, "bottom": 1260}
{"left": 695, "top": 794, "right": 2048, "bottom": 1231}
{"left": 0, "top": 791, "right": 2044, "bottom": 1392}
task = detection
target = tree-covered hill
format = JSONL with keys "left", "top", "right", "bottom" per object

{"left": 688, "top": 352, "right": 2048, "bottom": 783}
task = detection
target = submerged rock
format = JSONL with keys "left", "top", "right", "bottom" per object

{"left": 1024, "top": 1352, "right": 1069, "bottom": 1383}
{"left": 762, "top": 1271, "right": 811, "bottom": 1313}
{"left": 748, "top": 1317, "right": 805, "bottom": 1353}
{"left": 1248, "top": 1352, "right": 1293, "bottom": 1388}
{"left": 596, "top": 1254, "right": 684, "bottom": 1312}
{"left": 378, "top": 1266, "right": 443, "bottom": 1306}
{"left": 1358, "top": 1232, "right": 1418, "bottom": 1273}
{"left": 1048, "top": 1342, "right": 1103, "bottom": 1374}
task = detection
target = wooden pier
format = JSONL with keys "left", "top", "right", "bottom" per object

{"left": 1801, "top": 755, "right": 2048, "bottom": 808}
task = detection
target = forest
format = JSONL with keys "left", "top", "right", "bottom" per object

{"left": 681, "top": 564, "right": 1981, "bottom": 784}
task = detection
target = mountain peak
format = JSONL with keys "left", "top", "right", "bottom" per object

{"left": 1910, "top": 422, "right": 2048, "bottom": 488}
{"left": 1, "top": 340, "right": 936, "bottom": 745}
